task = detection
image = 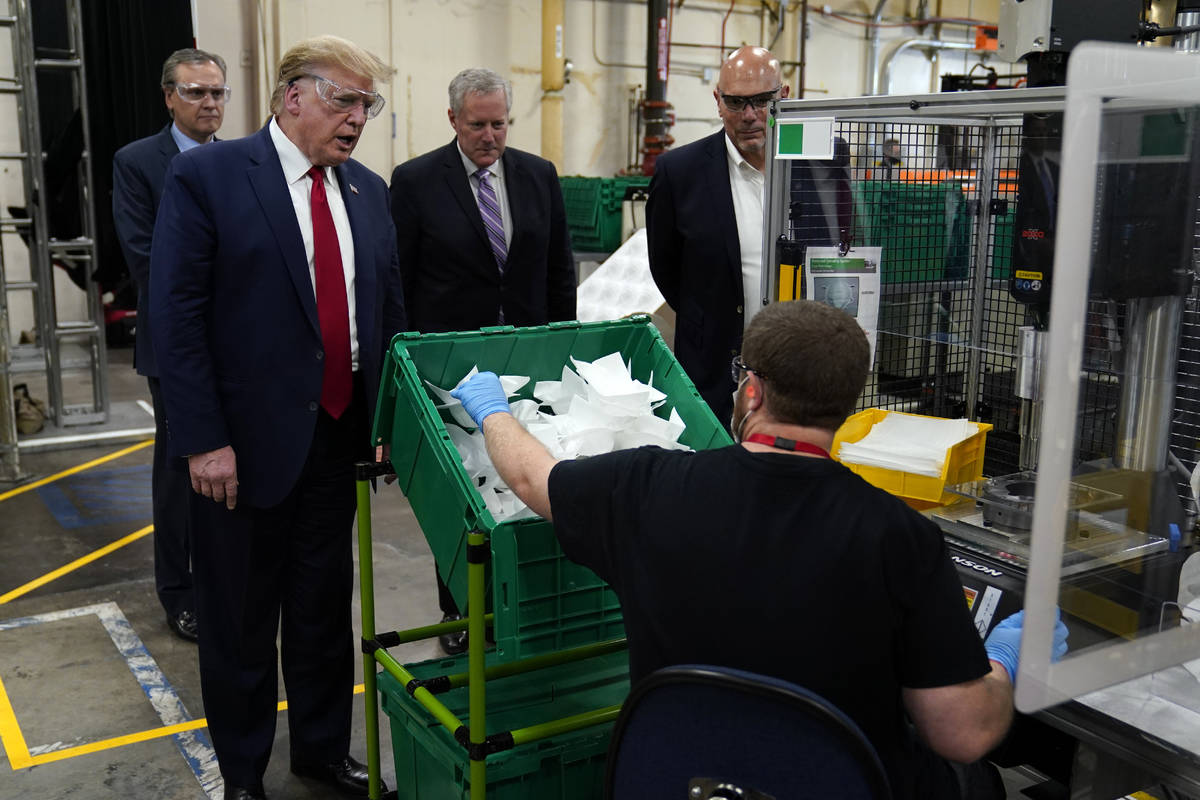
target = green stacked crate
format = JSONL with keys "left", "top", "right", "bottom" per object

{"left": 379, "top": 650, "right": 631, "bottom": 800}
{"left": 852, "top": 181, "right": 971, "bottom": 284}
{"left": 371, "top": 317, "right": 731, "bottom": 662}
{"left": 559, "top": 176, "right": 651, "bottom": 253}
{"left": 991, "top": 211, "right": 1016, "bottom": 279}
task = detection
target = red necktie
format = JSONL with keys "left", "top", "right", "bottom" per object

{"left": 308, "top": 166, "right": 352, "bottom": 419}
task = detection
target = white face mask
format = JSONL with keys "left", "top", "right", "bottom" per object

{"left": 729, "top": 376, "right": 753, "bottom": 443}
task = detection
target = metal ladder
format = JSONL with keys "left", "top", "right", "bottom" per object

{"left": 0, "top": 0, "right": 108, "bottom": 481}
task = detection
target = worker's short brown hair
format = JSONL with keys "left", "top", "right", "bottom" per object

{"left": 740, "top": 300, "right": 869, "bottom": 431}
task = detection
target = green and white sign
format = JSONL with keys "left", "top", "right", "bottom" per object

{"left": 773, "top": 117, "right": 835, "bottom": 160}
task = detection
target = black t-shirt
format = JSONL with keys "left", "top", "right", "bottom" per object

{"left": 548, "top": 444, "right": 992, "bottom": 800}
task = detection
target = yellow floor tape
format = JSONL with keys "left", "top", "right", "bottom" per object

{"left": 1, "top": 683, "right": 365, "bottom": 769}
{"left": 0, "top": 439, "right": 153, "bottom": 504}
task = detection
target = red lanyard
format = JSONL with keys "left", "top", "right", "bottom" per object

{"left": 745, "top": 433, "right": 831, "bottom": 459}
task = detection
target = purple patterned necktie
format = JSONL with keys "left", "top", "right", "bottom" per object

{"left": 475, "top": 167, "right": 507, "bottom": 273}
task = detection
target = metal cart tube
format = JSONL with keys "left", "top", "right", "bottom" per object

{"left": 354, "top": 464, "right": 628, "bottom": 800}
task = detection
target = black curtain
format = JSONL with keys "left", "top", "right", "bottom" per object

{"left": 24, "top": 1, "right": 192, "bottom": 305}
{"left": 83, "top": 0, "right": 194, "bottom": 305}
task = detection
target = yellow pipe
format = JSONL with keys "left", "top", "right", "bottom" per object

{"left": 541, "top": 0, "right": 566, "bottom": 169}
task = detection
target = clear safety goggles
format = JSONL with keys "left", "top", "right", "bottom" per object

{"left": 307, "top": 74, "right": 385, "bottom": 119}
{"left": 170, "top": 82, "right": 231, "bottom": 104}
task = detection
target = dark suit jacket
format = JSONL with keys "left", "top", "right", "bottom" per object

{"left": 149, "top": 124, "right": 407, "bottom": 508}
{"left": 112, "top": 124, "right": 179, "bottom": 377}
{"left": 647, "top": 134, "right": 854, "bottom": 423}
{"left": 389, "top": 140, "right": 575, "bottom": 332}
{"left": 647, "top": 130, "right": 743, "bottom": 424}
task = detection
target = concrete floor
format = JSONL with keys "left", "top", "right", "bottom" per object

{"left": 0, "top": 346, "right": 444, "bottom": 799}
{"left": 0, "top": 346, "right": 1067, "bottom": 800}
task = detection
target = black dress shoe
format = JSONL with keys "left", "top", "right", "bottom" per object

{"left": 167, "top": 610, "right": 198, "bottom": 643}
{"left": 438, "top": 613, "right": 468, "bottom": 655}
{"left": 224, "top": 785, "right": 267, "bottom": 800}
{"left": 291, "top": 754, "right": 384, "bottom": 797}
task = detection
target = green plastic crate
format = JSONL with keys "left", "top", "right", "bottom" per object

{"left": 852, "top": 181, "right": 971, "bottom": 284}
{"left": 990, "top": 210, "right": 1015, "bottom": 279}
{"left": 371, "top": 317, "right": 731, "bottom": 662}
{"left": 378, "top": 650, "right": 631, "bottom": 800}
{"left": 559, "top": 176, "right": 650, "bottom": 252}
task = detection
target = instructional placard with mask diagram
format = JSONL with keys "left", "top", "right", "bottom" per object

{"left": 804, "top": 246, "right": 881, "bottom": 362}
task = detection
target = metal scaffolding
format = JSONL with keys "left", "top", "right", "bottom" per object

{"left": 0, "top": 0, "right": 108, "bottom": 481}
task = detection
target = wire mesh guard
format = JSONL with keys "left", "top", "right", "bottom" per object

{"left": 778, "top": 108, "right": 1200, "bottom": 513}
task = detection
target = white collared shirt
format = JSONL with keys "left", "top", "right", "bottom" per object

{"left": 725, "top": 132, "right": 766, "bottom": 332}
{"left": 269, "top": 117, "right": 359, "bottom": 370}
{"left": 458, "top": 143, "right": 513, "bottom": 247}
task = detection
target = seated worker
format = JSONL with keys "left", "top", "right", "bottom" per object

{"left": 452, "top": 299, "right": 1067, "bottom": 800}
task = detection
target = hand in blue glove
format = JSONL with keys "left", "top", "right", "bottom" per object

{"left": 984, "top": 610, "right": 1023, "bottom": 683}
{"left": 1052, "top": 612, "right": 1069, "bottom": 662}
{"left": 984, "top": 609, "right": 1070, "bottom": 683}
{"left": 450, "top": 371, "right": 510, "bottom": 428}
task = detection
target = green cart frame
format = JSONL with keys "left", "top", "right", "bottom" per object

{"left": 354, "top": 462, "right": 627, "bottom": 800}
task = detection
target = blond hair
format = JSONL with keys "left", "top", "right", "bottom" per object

{"left": 270, "top": 35, "right": 395, "bottom": 115}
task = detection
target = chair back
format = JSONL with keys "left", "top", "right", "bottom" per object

{"left": 605, "top": 664, "right": 892, "bottom": 800}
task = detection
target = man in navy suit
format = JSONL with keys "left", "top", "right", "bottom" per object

{"left": 647, "top": 46, "right": 789, "bottom": 425}
{"left": 389, "top": 67, "right": 575, "bottom": 652}
{"left": 150, "top": 36, "right": 404, "bottom": 800}
{"left": 112, "top": 47, "right": 229, "bottom": 643}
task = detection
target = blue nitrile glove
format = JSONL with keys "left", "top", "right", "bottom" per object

{"left": 450, "top": 371, "right": 510, "bottom": 427}
{"left": 984, "top": 610, "right": 1023, "bottom": 683}
{"left": 985, "top": 609, "right": 1070, "bottom": 683}
{"left": 1052, "top": 611, "right": 1069, "bottom": 662}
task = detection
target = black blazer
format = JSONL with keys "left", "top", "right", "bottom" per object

{"left": 647, "top": 130, "right": 743, "bottom": 424}
{"left": 389, "top": 140, "right": 575, "bottom": 333}
{"left": 150, "top": 125, "right": 407, "bottom": 508}
{"left": 112, "top": 124, "right": 180, "bottom": 377}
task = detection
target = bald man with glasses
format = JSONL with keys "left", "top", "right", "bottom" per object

{"left": 647, "top": 46, "right": 789, "bottom": 426}
{"left": 113, "top": 47, "right": 230, "bottom": 645}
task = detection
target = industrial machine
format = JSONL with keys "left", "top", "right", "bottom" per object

{"left": 930, "top": 0, "right": 1200, "bottom": 652}
{"left": 761, "top": 3, "right": 1200, "bottom": 717}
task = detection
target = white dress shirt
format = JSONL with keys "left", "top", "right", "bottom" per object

{"left": 458, "top": 143, "right": 514, "bottom": 247}
{"left": 725, "top": 133, "right": 766, "bottom": 332}
{"left": 269, "top": 117, "right": 359, "bottom": 370}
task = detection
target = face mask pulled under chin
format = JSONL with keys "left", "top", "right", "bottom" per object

{"left": 730, "top": 378, "right": 752, "bottom": 443}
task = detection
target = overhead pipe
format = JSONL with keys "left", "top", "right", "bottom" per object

{"left": 542, "top": 0, "right": 566, "bottom": 170}
{"left": 878, "top": 37, "right": 979, "bottom": 96}
{"left": 768, "top": 0, "right": 786, "bottom": 51}
{"left": 641, "top": 0, "right": 674, "bottom": 175}
{"left": 799, "top": 0, "right": 808, "bottom": 98}
{"left": 863, "top": 0, "right": 888, "bottom": 95}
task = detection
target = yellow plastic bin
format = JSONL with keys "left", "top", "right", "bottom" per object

{"left": 830, "top": 409, "right": 992, "bottom": 510}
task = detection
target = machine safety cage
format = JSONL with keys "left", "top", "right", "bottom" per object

{"left": 762, "top": 51, "right": 1200, "bottom": 716}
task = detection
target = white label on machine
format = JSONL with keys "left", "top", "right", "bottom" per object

{"left": 774, "top": 117, "right": 835, "bottom": 160}
{"left": 973, "top": 585, "right": 1003, "bottom": 637}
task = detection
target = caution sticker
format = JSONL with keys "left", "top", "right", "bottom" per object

{"left": 973, "top": 586, "right": 1003, "bottom": 636}
{"left": 1015, "top": 270, "right": 1043, "bottom": 280}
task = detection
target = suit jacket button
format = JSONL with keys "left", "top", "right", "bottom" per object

{"left": 736, "top": 305, "right": 744, "bottom": 314}
{"left": 316, "top": 350, "right": 324, "bottom": 360}
{"left": 308, "top": 401, "right": 318, "bottom": 412}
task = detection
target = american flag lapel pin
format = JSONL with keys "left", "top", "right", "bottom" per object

{"left": 349, "top": 183, "right": 359, "bottom": 195}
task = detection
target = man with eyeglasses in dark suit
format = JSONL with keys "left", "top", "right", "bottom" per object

{"left": 647, "top": 45, "right": 789, "bottom": 426}
{"left": 112, "top": 47, "right": 230, "bottom": 645}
